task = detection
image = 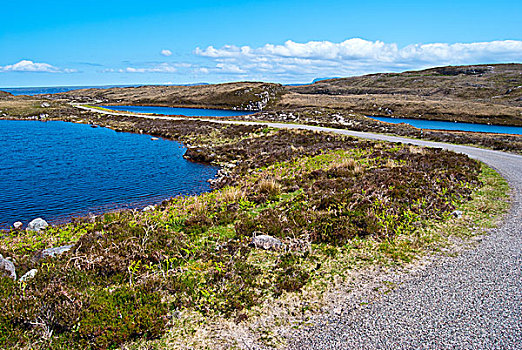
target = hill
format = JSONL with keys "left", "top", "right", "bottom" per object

{"left": 56, "top": 82, "right": 285, "bottom": 111}
{"left": 283, "top": 64, "right": 522, "bottom": 125}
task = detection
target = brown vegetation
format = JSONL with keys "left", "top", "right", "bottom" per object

{"left": 240, "top": 108, "right": 522, "bottom": 154}
{"left": 285, "top": 64, "right": 522, "bottom": 126}
{"left": 52, "top": 82, "right": 285, "bottom": 111}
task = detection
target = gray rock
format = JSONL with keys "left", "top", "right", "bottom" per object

{"left": 13, "top": 221, "right": 23, "bottom": 230}
{"left": 19, "top": 269, "right": 38, "bottom": 282}
{"left": 0, "top": 254, "right": 16, "bottom": 280}
{"left": 250, "top": 234, "right": 283, "bottom": 251}
{"left": 40, "top": 102, "right": 51, "bottom": 108}
{"left": 27, "top": 218, "right": 48, "bottom": 232}
{"left": 32, "top": 244, "right": 74, "bottom": 263}
{"left": 41, "top": 244, "right": 74, "bottom": 258}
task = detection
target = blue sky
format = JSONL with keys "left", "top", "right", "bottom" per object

{"left": 0, "top": 0, "right": 521, "bottom": 87}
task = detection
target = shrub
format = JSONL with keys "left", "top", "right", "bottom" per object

{"left": 77, "top": 286, "right": 168, "bottom": 349}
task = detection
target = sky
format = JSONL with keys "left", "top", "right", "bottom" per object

{"left": 0, "top": 0, "right": 521, "bottom": 87}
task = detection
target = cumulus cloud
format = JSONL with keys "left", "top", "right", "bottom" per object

{"left": 161, "top": 49, "right": 172, "bottom": 57}
{"left": 0, "top": 60, "right": 76, "bottom": 73}
{"left": 194, "top": 39, "right": 522, "bottom": 80}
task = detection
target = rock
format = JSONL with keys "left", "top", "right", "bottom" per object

{"left": 151, "top": 137, "right": 159, "bottom": 141}
{"left": 0, "top": 254, "right": 16, "bottom": 280}
{"left": 40, "top": 102, "right": 51, "bottom": 108}
{"left": 452, "top": 210, "right": 464, "bottom": 219}
{"left": 32, "top": 244, "right": 74, "bottom": 263}
{"left": 19, "top": 269, "right": 38, "bottom": 282}
{"left": 13, "top": 221, "right": 23, "bottom": 230}
{"left": 250, "top": 234, "right": 283, "bottom": 251}
{"left": 27, "top": 218, "right": 48, "bottom": 232}
{"left": 143, "top": 205, "right": 155, "bottom": 212}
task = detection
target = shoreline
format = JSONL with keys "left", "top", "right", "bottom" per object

{"left": 0, "top": 117, "right": 222, "bottom": 231}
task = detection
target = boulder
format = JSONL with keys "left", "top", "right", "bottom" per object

{"left": 40, "top": 102, "right": 51, "bottom": 108}
{"left": 19, "top": 269, "right": 38, "bottom": 283}
{"left": 13, "top": 221, "right": 23, "bottom": 230}
{"left": 250, "top": 234, "right": 283, "bottom": 251}
{"left": 0, "top": 254, "right": 16, "bottom": 280}
{"left": 27, "top": 218, "right": 48, "bottom": 232}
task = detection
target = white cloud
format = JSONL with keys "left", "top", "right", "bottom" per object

{"left": 194, "top": 39, "right": 522, "bottom": 81}
{"left": 161, "top": 49, "right": 172, "bottom": 57}
{"left": 118, "top": 63, "right": 178, "bottom": 73}
{"left": 0, "top": 60, "right": 76, "bottom": 73}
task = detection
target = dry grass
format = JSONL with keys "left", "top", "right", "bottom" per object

{"left": 258, "top": 178, "right": 281, "bottom": 196}
{"left": 408, "top": 145, "right": 426, "bottom": 154}
{"left": 218, "top": 187, "right": 245, "bottom": 203}
{"left": 56, "top": 82, "right": 285, "bottom": 110}
{"left": 278, "top": 92, "right": 522, "bottom": 126}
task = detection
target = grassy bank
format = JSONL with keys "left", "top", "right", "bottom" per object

{"left": 0, "top": 118, "right": 510, "bottom": 349}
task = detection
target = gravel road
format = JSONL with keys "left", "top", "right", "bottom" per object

{"left": 77, "top": 106, "right": 522, "bottom": 349}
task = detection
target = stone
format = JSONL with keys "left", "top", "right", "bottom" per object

{"left": 452, "top": 210, "right": 464, "bottom": 219}
{"left": 27, "top": 218, "right": 49, "bottom": 232}
{"left": 0, "top": 254, "right": 16, "bottom": 280}
{"left": 32, "top": 244, "right": 74, "bottom": 263}
{"left": 13, "top": 221, "right": 23, "bottom": 230}
{"left": 143, "top": 205, "right": 155, "bottom": 212}
{"left": 250, "top": 234, "right": 283, "bottom": 251}
{"left": 40, "top": 102, "right": 51, "bottom": 108}
{"left": 19, "top": 269, "right": 38, "bottom": 282}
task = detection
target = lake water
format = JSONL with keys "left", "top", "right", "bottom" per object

{"left": 0, "top": 120, "right": 218, "bottom": 229}
{"left": 0, "top": 84, "right": 209, "bottom": 96}
{"left": 370, "top": 116, "right": 522, "bottom": 135}
{"left": 0, "top": 85, "right": 140, "bottom": 96}
{"left": 101, "top": 105, "right": 255, "bottom": 117}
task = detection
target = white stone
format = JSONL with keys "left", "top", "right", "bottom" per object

{"left": 19, "top": 269, "right": 38, "bottom": 282}
{"left": 27, "top": 218, "right": 49, "bottom": 232}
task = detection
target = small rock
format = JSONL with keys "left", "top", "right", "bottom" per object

{"left": 143, "top": 205, "right": 155, "bottom": 212}
{"left": 41, "top": 102, "right": 51, "bottom": 108}
{"left": 13, "top": 221, "right": 23, "bottom": 230}
{"left": 19, "top": 269, "right": 38, "bottom": 282}
{"left": 32, "top": 244, "right": 74, "bottom": 263}
{"left": 151, "top": 137, "right": 159, "bottom": 141}
{"left": 250, "top": 234, "right": 283, "bottom": 251}
{"left": 452, "top": 210, "right": 463, "bottom": 219}
{"left": 27, "top": 218, "right": 48, "bottom": 232}
{"left": 0, "top": 254, "right": 16, "bottom": 280}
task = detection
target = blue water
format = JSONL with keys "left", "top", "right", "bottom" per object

{"left": 0, "top": 85, "right": 139, "bottom": 96}
{"left": 0, "top": 120, "right": 218, "bottom": 228}
{"left": 1, "top": 83, "right": 210, "bottom": 96}
{"left": 370, "top": 116, "right": 522, "bottom": 135}
{"left": 101, "top": 105, "right": 255, "bottom": 117}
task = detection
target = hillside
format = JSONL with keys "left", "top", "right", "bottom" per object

{"left": 55, "top": 82, "right": 285, "bottom": 111}
{"left": 284, "top": 64, "right": 522, "bottom": 125}
{"left": 43, "top": 64, "right": 522, "bottom": 125}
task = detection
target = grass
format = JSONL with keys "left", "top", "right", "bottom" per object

{"left": 0, "top": 121, "right": 511, "bottom": 349}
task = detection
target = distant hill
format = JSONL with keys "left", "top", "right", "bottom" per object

{"left": 282, "top": 64, "right": 522, "bottom": 126}
{"left": 289, "top": 64, "right": 522, "bottom": 107}
{"left": 311, "top": 77, "right": 341, "bottom": 84}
